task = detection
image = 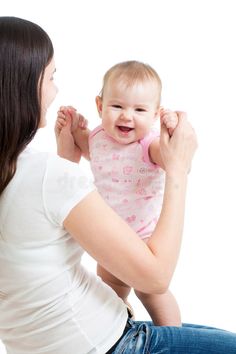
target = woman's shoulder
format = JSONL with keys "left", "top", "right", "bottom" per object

{"left": 17, "top": 148, "right": 91, "bottom": 194}
{"left": 19, "top": 147, "right": 50, "bottom": 169}
{"left": 18, "top": 147, "right": 94, "bottom": 226}
{"left": 20, "top": 147, "right": 79, "bottom": 170}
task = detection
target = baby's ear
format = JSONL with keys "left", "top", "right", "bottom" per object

{"left": 95, "top": 96, "right": 103, "bottom": 118}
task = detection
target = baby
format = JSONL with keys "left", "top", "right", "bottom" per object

{"left": 55, "top": 61, "right": 180, "bottom": 326}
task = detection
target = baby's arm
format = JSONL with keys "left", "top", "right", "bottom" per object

{"left": 56, "top": 106, "right": 91, "bottom": 161}
{"left": 149, "top": 109, "right": 178, "bottom": 168}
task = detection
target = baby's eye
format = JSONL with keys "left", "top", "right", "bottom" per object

{"left": 135, "top": 108, "right": 146, "bottom": 112}
{"left": 112, "top": 105, "right": 122, "bottom": 109}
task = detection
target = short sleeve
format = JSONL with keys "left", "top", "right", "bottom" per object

{"left": 140, "top": 130, "right": 160, "bottom": 167}
{"left": 42, "top": 154, "right": 95, "bottom": 226}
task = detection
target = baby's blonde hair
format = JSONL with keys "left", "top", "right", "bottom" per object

{"left": 100, "top": 60, "right": 162, "bottom": 107}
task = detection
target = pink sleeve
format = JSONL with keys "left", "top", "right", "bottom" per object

{"left": 89, "top": 125, "right": 103, "bottom": 141}
{"left": 140, "top": 130, "right": 160, "bottom": 167}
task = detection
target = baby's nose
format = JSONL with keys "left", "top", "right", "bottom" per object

{"left": 122, "top": 109, "right": 132, "bottom": 120}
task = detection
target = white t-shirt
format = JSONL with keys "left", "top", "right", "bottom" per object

{"left": 0, "top": 148, "right": 127, "bottom": 354}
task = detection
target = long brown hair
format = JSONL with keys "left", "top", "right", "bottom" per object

{"left": 0, "top": 17, "right": 54, "bottom": 195}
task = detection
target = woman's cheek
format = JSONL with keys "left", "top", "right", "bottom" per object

{"left": 44, "top": 84, "right": 58, "bottom": 109}
{"left": 48, "top": 84, "right": 58, "bottom": 106}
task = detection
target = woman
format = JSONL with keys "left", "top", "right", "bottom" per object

{"left": 0, "top": 16, "right": 235, "bottom": 354}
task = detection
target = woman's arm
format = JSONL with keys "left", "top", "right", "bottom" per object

{"left": 64, "top": 113, "right": 197, "bottom": 294}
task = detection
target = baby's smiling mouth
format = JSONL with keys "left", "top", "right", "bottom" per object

{"left": 117, "top": 126, "right": 134, "bottom": 132}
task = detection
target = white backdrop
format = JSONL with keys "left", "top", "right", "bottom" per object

{"left": 1, "top": 1, "right": 236, "bottom": 352}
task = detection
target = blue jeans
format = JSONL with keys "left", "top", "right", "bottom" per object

{"left": 111, "top": 318, "right": 236, "bottom": 353}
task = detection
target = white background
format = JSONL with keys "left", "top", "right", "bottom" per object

{"left": 1, "top": 1, "right": 236, "bottom": 352}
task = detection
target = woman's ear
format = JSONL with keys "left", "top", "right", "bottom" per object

{"left": 95, "top": 96, "right": 103, "bottom": 118}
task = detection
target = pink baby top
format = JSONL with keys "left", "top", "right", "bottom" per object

{"left": 89, "top": 125, "right": 165, "bottom": 239}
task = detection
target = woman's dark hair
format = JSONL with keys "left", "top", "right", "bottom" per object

{"left": 0, "top": 16, "right": 54, "bottom": 195}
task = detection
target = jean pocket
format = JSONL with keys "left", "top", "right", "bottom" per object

{"left": 115, "top": 322, "right": 151, "bottom": 354}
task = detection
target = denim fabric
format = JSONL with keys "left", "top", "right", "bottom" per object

{"left": 112, "top": 319, "right": 236, "bottom": 353}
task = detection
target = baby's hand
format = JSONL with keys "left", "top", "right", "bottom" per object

{"left": 160, "top": 108, "right": 178, "bottom": 136}
{"left": 55, "top": 106, "right": 88, "bottom": 138}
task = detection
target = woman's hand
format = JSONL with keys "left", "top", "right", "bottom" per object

{"left": 55, "top": 113, "right": 82, "bottom": 163}
{"left": 160, "top": 111, "right": 197, "bottom": 176}
{"left": 55, "top": 106, "right": 88, "bottom": 135}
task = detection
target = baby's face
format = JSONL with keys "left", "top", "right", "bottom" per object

{"left": 98, "top": 79, "right": 160, "bottom": 144}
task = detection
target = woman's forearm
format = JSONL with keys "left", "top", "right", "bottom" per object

{"left": 64, "top": 174, "right": 187, "bottom": 295}
{"left": 147, "top": 172, "right": 188, "bottom": 290}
